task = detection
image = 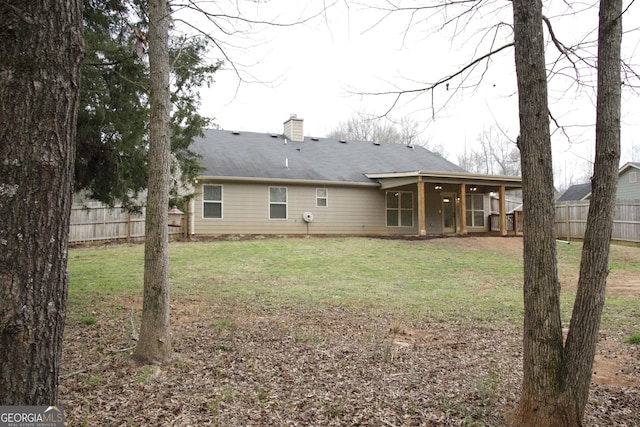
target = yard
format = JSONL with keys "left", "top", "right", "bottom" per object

{"left": 60, "top": 236, "right": 640, "bottom": 426}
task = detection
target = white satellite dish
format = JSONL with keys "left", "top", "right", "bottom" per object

{"left": 302, "top": 212, "right": 314, "bottom": 223}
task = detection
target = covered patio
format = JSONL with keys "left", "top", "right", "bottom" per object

{"left": 366, "top": 171, "right": 523, "bottom": 237}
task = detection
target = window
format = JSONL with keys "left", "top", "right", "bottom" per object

{"left": 269, "top": 187, "right": 287, "bottom": 219}
{"left": 203, "top": 184, "right": 222, "bottom": 218}
{"left": 316, "top": 188, "right": 328, "bottom": 207}
{"left": 465, "top": 194, "right": 485, "bottom": 227}
{"left": 629, "top": 171, "right": 637, "bottom": 184}
{"left": 386, "top": 191, "right": 413, "bottom": 227}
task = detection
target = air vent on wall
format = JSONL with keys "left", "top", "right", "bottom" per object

{"left": 302, "top": 212, "right": 314, "bottom": 223}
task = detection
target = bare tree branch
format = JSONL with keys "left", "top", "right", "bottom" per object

{"left": 356, "top": 42, "right": 514, "bottom": 119}
{"left": 169, "top": 0, "right": 339, "bottom": 101}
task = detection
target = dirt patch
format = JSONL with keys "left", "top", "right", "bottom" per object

{"left": 592, "top": 354, "right": 639, "bottom": 388}
{"left": 444, "top": 236, "right": 640, "bottom": 300}
{"left": 59, "top": 237, "right": 640, "bottom": 425}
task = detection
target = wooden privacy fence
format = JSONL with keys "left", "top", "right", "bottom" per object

{"left": 69, "top": 203, "right": 184, "bottom": 243}
{"left": 489, "top": 212, "right": 523, "bottom": 234}
{"left": 555, "top": 199, "right": 640, "bottom": 243}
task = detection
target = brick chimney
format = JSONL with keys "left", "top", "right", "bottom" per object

{"left": 283, "top": 114, "right": 304, "bottom": 142}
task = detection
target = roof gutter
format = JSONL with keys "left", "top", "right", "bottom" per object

{"left": 195, "top": 175, "right": 380, "bottom": 188}
{"left": 366, "top": 170, "right": 522, "bottom": 186}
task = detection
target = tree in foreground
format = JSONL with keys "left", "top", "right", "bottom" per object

{"left": 0, "top": 0, "right": 84, "bottom": 404}
{"left": 357, "top": 0, "right": 625, "bottom": 424}
{"left": 132, "top": 0, "right": 174, "bottom": 364}
{"left": 513, "top": 0, "right": 622, "bottom": 424}
{"left": 131, "top": 0, "right": 331, "bottom": 365}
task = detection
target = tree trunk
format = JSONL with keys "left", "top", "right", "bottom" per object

{"left": 513, "top": 1, "right": 622, "bottom": 425}
{"left": 133, "top": 0, "right": 174, "bottom": 364}
{"left": 0, "top": 0, "right": 83, "bottom": 404}
{"left": 558, "top": 0, "right": 622, "bottom": 422}
{"left": 512, "top": 0, "right": 565, "bottom": 424}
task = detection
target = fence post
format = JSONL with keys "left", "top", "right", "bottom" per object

{"left": 126, "top": 210, "right": 131, "bottom": 241}
{"left": 566, "top": 203, "right": 570, "bottom": 241}
{"left": 183, "top": 202, "right": 189, "bottom": 238}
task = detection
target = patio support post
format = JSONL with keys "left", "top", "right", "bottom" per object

{"left": 418, "top": 176, "right": 427, "bottom": 235}
{"left": 499, "top": 184, "right": 507, "bottom": 236}
{"left": 459, "top": 184, "right": 468, "bottom": 235}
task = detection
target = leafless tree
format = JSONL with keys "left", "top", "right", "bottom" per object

{"left": 514, "top": 1, "right": 622, "bottom": 423}
{"left": 133, "top": 0, "right": 174, "bottom": 364}
{"left": 171, "top": 0, "right": 335, "bottom": 94}
{"left": 328, "top": 111, "right": 446, "bottom": 156}
{"left": 132, "top": 0, "right": 335, "bottom": 365}
{"left": 457, "top": 126, "right": 520, "bottom": 175}
{"left": 355, "top": 1, "right": 629, "bottom": 424}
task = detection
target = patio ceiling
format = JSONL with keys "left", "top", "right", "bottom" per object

{"left": 365, "top": 171, "right": 522, "bottom": 192}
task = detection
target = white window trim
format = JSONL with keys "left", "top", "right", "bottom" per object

{"left": 316, "top": 188, "right": 328, "bottom": 208}
{"left": 385, "top": 191, "right": 414, "bottom": 227}
{"left": 268, "top": 186, "right": 288, "bottom": 220}
{"left": 466, "top": 193, "right": 485, "bottom": 228}
{"left": 202, "top": 184, "right": 223, "bottom": 219}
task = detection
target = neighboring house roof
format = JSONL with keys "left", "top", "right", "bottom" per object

{"left": 191, "top": 129, "right": 467, "bottom": 184}
{"left": 619, "top": 162, "right": 640, "bottom": 174}
{"left": 557, "top": 182, "right": 592, "bottom": 202}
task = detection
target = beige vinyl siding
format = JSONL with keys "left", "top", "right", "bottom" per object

{"left": 192, "top": 181, "right": 418, "bottom": 236}
{"left": 283, "top": 118, "right": 304, "bottom": 142}
{"left": 191, "top": 180, "right": 494, "bottom": 236}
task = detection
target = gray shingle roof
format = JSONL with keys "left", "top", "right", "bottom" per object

{"left": 192, "top": 129, "right": 467, "bottom": 183}
{"left": 557, "top": 182, "right": 591, "bottom": 202}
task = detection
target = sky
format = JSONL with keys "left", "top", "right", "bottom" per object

{"left": 176, "top": 0, "right": 640, "bottom": 188}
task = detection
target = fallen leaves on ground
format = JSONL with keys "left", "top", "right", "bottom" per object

{"left": 60, "top": 300, "right": 639, "bottom": 426}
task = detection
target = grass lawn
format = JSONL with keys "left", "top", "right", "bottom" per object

{"left": 68, "top": 235, "right": 639, "bottom": 331}
{"left": 62, "top": 236, "right": 640, "bottom": 426}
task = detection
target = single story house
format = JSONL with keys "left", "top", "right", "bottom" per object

{"left": 187, "top": 115, "right": 522, "bottom": 237}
